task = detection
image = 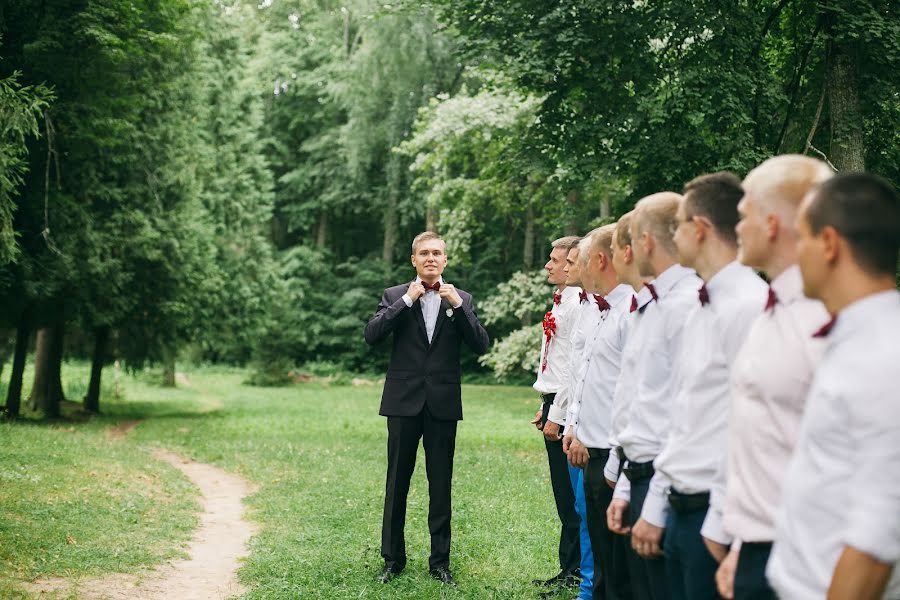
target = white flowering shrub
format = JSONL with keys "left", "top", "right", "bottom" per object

{"left": 478, "top": 323, "right": 542, "bottom": 382}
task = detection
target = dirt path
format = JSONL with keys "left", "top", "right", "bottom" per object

{"left": 28, "top": 420, "right": 257, "bottom": 599}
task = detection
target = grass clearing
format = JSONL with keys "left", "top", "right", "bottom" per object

{"left": 2, "top": 363, "right": 565, "bottom": 599}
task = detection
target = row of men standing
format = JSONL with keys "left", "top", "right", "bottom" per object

{"left": 531, "top": 155, "right": 900, "bottom": 600}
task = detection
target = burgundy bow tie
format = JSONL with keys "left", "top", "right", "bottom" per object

{"left": 646, "top": 282, "right": 659, "bottom": 301}
{"left": 594, "top": 294, "right": 610, "bottom": 311}
{"left": 698, "top": 283, "right": 710, "bottom": 306}
{"left": 579, "top": 289, "right": 589, "bottom": 304}
{"left": 422, "top": 281, "right": 441, "bottom": 292}
{"left": 553, "top": 292, "right": 562, "bottom": 306}
{"left": 630, "top": 295, "right": 638, "bottom": 313}
{"left": 813, "top": 316, "right": 837, "bottom": 338}
{"left": 764, "top": 287, "right": 777, "bottom": 311}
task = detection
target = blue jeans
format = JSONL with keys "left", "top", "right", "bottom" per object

{"left": 569, "top": 464, "right": 594, "bottom": 599}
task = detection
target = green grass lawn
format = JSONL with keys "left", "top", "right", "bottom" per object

{"left": 1, "top": 364, "right": 566, "bottom": 599}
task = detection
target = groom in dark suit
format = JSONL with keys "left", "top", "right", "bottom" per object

{"left": 364, "top": 231, "right": 490, "bottom": 587}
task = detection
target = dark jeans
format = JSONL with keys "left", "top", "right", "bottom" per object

{"left": 625, "top": 475, "right": 670, "bottom": 600}
{"left": 381, "top": 408, "right": 457, "bottom": 572}
{"left": 542, "top": 400, "right": 581, "bottom": 573}
{"left": 734, "top": 542, "right": 777, "bottom": 600}
{"left": 663, "top": 506, "right": 721, "bottom": 600}
{"left": 584, "top": 450, "right": 632, "bottom": 600}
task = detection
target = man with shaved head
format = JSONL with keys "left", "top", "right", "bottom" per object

{"left": 700, "top": 155, "right": 832, "bottom": 600}
{"left": 607, "top": 192, "right": 702, "bottom": 600}
{"left": 563, "top": 224, "right": 636, "bottom": 600}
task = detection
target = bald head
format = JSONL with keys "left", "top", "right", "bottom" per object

{"left": 633, "top": 192, "right": 682, "bottom": 257}
{"left": 743, "top": 155, "right": 833, "bottom": 219}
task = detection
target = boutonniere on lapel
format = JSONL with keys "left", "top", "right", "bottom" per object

{"left": 445, "top": 307, "right": 454, "bottom": 318}
{"left": 541, "top": 311, "right": 557, "bottom": 373}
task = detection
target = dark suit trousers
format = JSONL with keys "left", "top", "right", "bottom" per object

{"left": 542, "top": 400, "right": 582, "bottom": 573}
{"left": 626, "top": 475, "right": 671, "bottom": 600}
{"left": 662, "top": 506, "right": 721, "bottom": 600}
{"left": 585, "top": 450, "right": 632, "bottom": 600}
{"left": 381, "top": 407, "right": 457, "bottom": 572}
{"left": 734, "top": 542, "right": 777, "bottom": 600}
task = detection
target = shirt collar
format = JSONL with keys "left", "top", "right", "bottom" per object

{"left": 829, "top": 289, "right": 900, "bottom": 343}
{"left": 705, "top": 261, "right": 746, "bottom": 296}
{"left": 606, "top": 283, "right": 634, "bottom": 307}
{"left": 769, "top": 264, "right": 804, "bottom": 305}
{"left": 415, "top": 275, "right": 444, "bottom": 285}
{"left": 650, "top": 264, "right": 697, "bottom": 298}
{"left": 559, "top": 286, "right": 582, "bottom": 299}
{"left": 635, "top": 284, "right": 654, "bottom": 307}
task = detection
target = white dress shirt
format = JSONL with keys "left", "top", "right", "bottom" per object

{"left": 615, "top": 264, "right": 702, "bottom": 465}
{"left": 534, "top": 286, "right": 583, "bottom": 425}
{"left": 566, "top": 284, "right": 635, "bottom": 449}
{"left": 401, "top": 276, "right": 461, "bottom": 343}
{"left": 641, "top": 262, "right": 767, "bottom": 528}
{"left": 568, "top": 293, "right": 604, "bottom": 401}
{"left": 701, "top": 265, "right": 829, "bottom": 544}
{"left": 604, "top": 284, "right": 653, "bottom": 482}
{"left": 768, "top": 289, "right": 900, "bottom": 600}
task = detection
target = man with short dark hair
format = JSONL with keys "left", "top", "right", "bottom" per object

{"left": 632, "top": 172, "right": 766, "bottom": 600}
{"left": 767, "top": 173, "right": 900, "bottom": 600}
{"left": 365, "top": 231, "right": 490, "bottom": 587}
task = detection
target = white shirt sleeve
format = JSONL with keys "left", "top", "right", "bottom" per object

{"left": 641, "top": 469, "right": 671, "bottom": 527}
{"left": 402, "top": 294, "right": 413, "bottom": 307}
{"left": 613, "top": 472, "right": 632, "bottom": 502}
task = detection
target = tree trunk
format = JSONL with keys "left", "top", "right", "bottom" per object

{"left": 382, "top": 192, "right": 398, "bottom": 268}
{"left": 5, "top": 320, "right": 30, "bottom": 419}
{"left": 162, "top": 350, "right": 176, "bottom": 387}
{"left": 826, "top": 34, "right": 865, "bottom": 171}
{"left": 600, "top": 196, "right": 611, "bottom": 220}
{"left": 565, "top": 188, "right": 581, "bottom": 235}
{"left": 426, "top": 203, "right": 437, "bottom": 232}
{"left": 315, "top": 211, "right": 328, "bottom": 249}
{"left": 84, "top": 327, "right": 109, "bottom": 413}
{"left": 29, "top": 324, "right": 65, "bottom": 418}
{"left": 523, "top": 201, "right": 535, "bottom": 271}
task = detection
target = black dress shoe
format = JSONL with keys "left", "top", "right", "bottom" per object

{"left": 429, "top": 566, "right": 457, "bottom": 587}
{"left": 376, "top": 567, "right": 400, "bottom": 583}
{"left": 531, "top": 568, "right": 581, "bottom": 587}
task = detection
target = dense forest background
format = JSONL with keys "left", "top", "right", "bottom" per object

{"left": 1, "top": 0, "right": 898, "bottom": 417}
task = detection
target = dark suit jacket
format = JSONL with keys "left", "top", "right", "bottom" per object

{"left": 364, "top": 282, "right": 490, "bottom": 421}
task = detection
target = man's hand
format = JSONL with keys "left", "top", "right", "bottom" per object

{"left": 439, "top": 283, "right": 463, "bottom": 308}
{"left": 567, "top": 437, "right": 589, "bottom": 468}
{"left": 715, "top": 547, "right": 739, "bottom": 599}
{"left": 530, "top": 409, "right": 544, "bottom": 431}
{"left": 407, "top": 282, "right": 426, "bottom": 302}
{"left": 704, "top": 537, "right": 729, "bottom": 563}
{"left": 543, "top": 420, "right": 561, "bottom": 442}
{"left": 607, "top": 498, "right": 630, "bottom": 535}
{"left": 632, "top": 518, "right": 664, "bottom": 558}
{"left": 562, "top": 431, "right": 574, "bottom": 455}
{"left": 605, "top": 477, "right": 617, "bottom": 489}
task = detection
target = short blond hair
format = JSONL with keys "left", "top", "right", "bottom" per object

{"left": 633, "top": 192, "right": 682, "bottom": 256}
{"left": 411, "top": 231, "right": 444, "bottom": 254}
{"left": 615, "top": 211, "right": 634, "bottom": 248}
{"left": 743, "top": 155, "right": 834, "bottom": 217}
{"left": 552, "top": 235, "right": 582, "bottom": 252}
{"left": 590, "top": 224, "right": 616, "bottom": 260}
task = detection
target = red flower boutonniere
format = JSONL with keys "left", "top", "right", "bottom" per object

{"left": 541, "top": 311, "right": 557, "bottom": 373}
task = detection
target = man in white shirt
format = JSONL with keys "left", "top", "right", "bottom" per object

{"left": 563, "top": 224, "right": 635, "bottom": 600}
{"left": 561, "top": 234, "right": 599, "bottom": 600}
{"left": 609, "top": 193, "right": 703, "bottom": 600}
{"left": 767, "top": 173, "right": 900, "bottom": 600}
{"left": 630, "top": 173, "right": 766, "bottom": 600}
{"left": 532, "top": 236, "right": 585, "bottom": 589}
{"left": 699, "top": 155, "right": 832, "bottom": 600}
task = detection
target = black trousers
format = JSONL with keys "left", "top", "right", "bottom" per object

{"left": 381, "top": 408, "right": 457, "bottom": 572}
{"left": 625, "top": 475, "right": 671, "bottom": 600}
{"left": 542, "top": 400, "right": 582, "bottom": 573}
{"left": 585, "top": 449, "right": 633, "bottom": 600}
{"left": 734, "top": 542, "right": 777, "bottom": 600}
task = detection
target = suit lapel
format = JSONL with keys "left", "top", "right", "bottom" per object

{"left": 430, "top": 298, "right": 451, "bottom": 348}
{"left": 409, "top": 283, "right": 429, "bottom": 344}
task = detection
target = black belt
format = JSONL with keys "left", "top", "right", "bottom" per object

{"left": 616, "top": 446, "right": 625, "bottom": 462}
{"left": 541, "top": 393, "right": 556, "bottom": 404}
{"left": 667, "top": 490, "right": 710, "bottom": 513}
{"left": 586, "top": 447, "right": 611, "bottom": 460}
{"left": 622, "top": 460, "right": 654, "bottom": 482}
